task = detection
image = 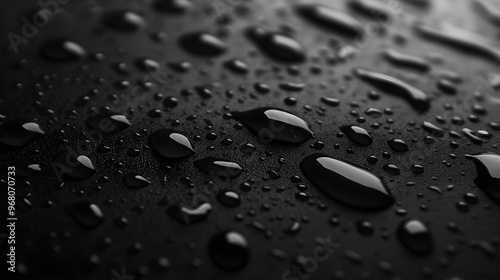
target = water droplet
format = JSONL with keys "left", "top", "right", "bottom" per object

{"left": 66, "top": 201, "right": 104, "bottom": 228}
{"left": 387, "top": 139, "right": 409, "bottom": 152}
{"left": 208, "top": 231, "right": 249, "bottom": 271}
{"left": 123, "top": 174, "right": 151, "bottom": 188}
{"left": 224, "top": 59, "right": 249, "bottom": 74}
{"left": 231, "top": 107, "right": 314, "bottom": 144}
{"left": 148, "top": 129, "right": 195, "bottom": 159}
{"left": 52, "top": 150, "right": 95, "bottom": 180}
{"left": 0, "top": 120, "right": 44, "bottom": 147}
{"left": 397, "top": 219, "right": 433, "bottom": 255}
{"left": 383, "top": 164, "right": 400, "bottom": 175}
{"left": 102, "top": 11, "right": 145, "bottom": 31}
{"left": 355, "top": 68, "right": 430, "bottom": 112}
{"left": 86, "top": 112, "right": 131, "bottom": 134}
{"left": 383, "top": 49, "right": 430, "bottom": 71}
{"left": 168, "top": 203, "right": 212, "bottom": 225}
{"left": 40, "top": 39, "right": 86, "bottom": 61}
{"left": 246, "top": 27, "right": 306, "bottom": 63}
{"left": 296, "top": 4, "right": 363, "bottom": 38}
{"left": 178, "top": 32, "right": 226, "bottom": 56}
{"left": 466, "top": 153, "right": 500, "bottom": 203}
{"left": 153, "top": 0, "right": 192, "bottom": 13}
{"left": 217, "top": 190, "right": 241, "bottom": 207}
{"left": 194, "top": 157, "right": 243, "bottom": 179}
{"left": 300, "top": 154, "right": 394, "bottom": 210}
{"left": 341, "top": 125, "right": 373, "bottom": 146}
{"left": 16, "top": 163, "right": 42, "bottom": 177}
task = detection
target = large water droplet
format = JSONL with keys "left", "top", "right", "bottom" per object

{"left": 231, "top": 107, "right": 314, "bottom": 144}
{"left": 466, "top": 153, "right": 500, "bottom": 203}
{"left": 397, "top": 219, "right": 433, "bottom": 255}
{"left": 300, "top": 154, "right": 394, "bottom": 210}
{"left": 194, "top": 157, "right": 243, "bottom": 179}
{"left": 148, "top": 129, "right": 195, "bottom": 159}
{"left": 86, "top": 112, "right": 131, "bottom": 134}
{"left": 354, "top": 68, "right": 430, "bottom": 112}
{"left": 0, "top": 120, "right": 44, "bottom": 147}
{"left": 66, "top": 201, "right": 105, "bottom": 228}
{"left": 246, "top": 27, "right": 306, "bottom": 63}
{"left": 208, "top": 231, "right": 250, "bottom": 271}
{"left": 178, "top": 32, "right": 226, "bottom": 56}
{"left": 341, "top": 125, "right": 373, "bottom": 146}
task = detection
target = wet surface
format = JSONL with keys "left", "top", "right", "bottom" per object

{"left": 1, "top": 0, "right": 500, "bottom": 279}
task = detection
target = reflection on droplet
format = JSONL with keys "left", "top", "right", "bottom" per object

{"left": 148, "top": 129, "right": 195, "bottom": 159}
{"left": 246, "top": 27, "right": 306, "bottom": 63}
{"left": 86, "top": 112, "right": 131, "bottom": 134}
{"left": 231, "top": 107, "right": 314, "bottom": 144}
{"left": 40, "top": 39, "right": 86, "bottom": 61}
{"left": 168, "top": 202, "right": 212, "bottom": 225}
{"left": 0, "top": 120, "right": 45, "bottom": 147}
{"left": 397, "top": 219, "right": 433, "bottom": 255}
{"left": 66, "top": 201, "right": 105, "bottom": 228}
{"left": 341, "top": 125, "right": 373, "bottom": 146}
{"left": 194, "top": 157, "right": 243, "bottom": 179}
{"left": 208, "top": 231, "right": 250, "bottom": 271}
{"left": 178, "top": 32, "right": 226, "bottom": 56}
{"left": 466, "top": 153, "right": 500, "bottom": 203}
{"left": 300, "top": 154, "right": 394, "bottom": 210}
{"left": 296, "top": 4, "right": 363, "bottom": 38}
{"left": 123, "top": 174, "right": 151, "bottom": 188}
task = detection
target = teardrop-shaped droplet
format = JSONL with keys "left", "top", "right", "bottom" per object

{"left": 231, "top": 107, "right": 314, "bottom": 144}
{"left": 102, "top": 11, "right": 145, "bottom": 31}
{"left": 16, "top": 163, "right": 42, "bottom": 177}
{"left": 194, "top": 157, "right": 243, "bottom": 179}
{"left": 208, "top": 231, "right": 250, "bottom": 271}
{"left": 466, "top": 153, "right": 500, "bottom": 203}
{"left": 341, "top": 125, "right": 373, "bottom": 146}
{"left": 86, "top": 112, "right": 131, "bottom": 134}
{"left": 397, "top": 219, "right": 433, "bottom": 255}
{"left": 246, "top": 27, "right": 306, "bottom": 63}
{"left": 217, "top": 190, "right": 241, "bottom": 207}
{"left": 123, "top": 173, "right": 151, "bottom": 188}
{"left": 52, "top": 150, "right": 95, "bottom": 180}
{"left": 148, "top": 129, "right": 195, "bottom": 159}
{"left": 354, "top": 68, "right": 430, "bottom": 112}
{"left": 296, "top": 4, "right": 363, "bottom": 38}
{"left": 300, "top": 154, "right": 394, "bottom": 210}
{"left": 0, "top": 120, "right": 45, "bottom": 147}
{"left": 40, "top": 39, "right": 86, "bottom": 61}
{"left": 153, "top": 0, "right": 192, "bottom": 13}
{"left": 387, "top": 139, "right": 409, "bottom": 152}
{"left": 178, "top": 32, "right": 226, "bottom": 56}
{"left": 66, "top": 201, "right": 105, "bottom": 228}
{"left": 422, "top": 121, "right": 444, "bottom": 137}
{"left": 167, "top": 203, "right": 212, "bottom": 225}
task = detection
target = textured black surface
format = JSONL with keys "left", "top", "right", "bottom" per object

{"left": 1, "top": 0, "right": 500, "bottom": 279}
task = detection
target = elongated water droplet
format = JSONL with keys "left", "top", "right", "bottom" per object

{"left": 0, "top": 120, "right": 44, "bottom": 147}
{"left": 387, "top": 139, "right": 409, "bottom": 152}
{"left": 246, "top": 27, "right": 306, "bottom": 63}
{"left": 123, "top": 174, "right": 151, "bottom": 188}
{"left": 397, "top": 219, "right": 433, "bottom": 255}
{"left": 153, "top": 0, "right": 192, "bottom": 13}
{"left": 16, "top": 163, "right": 42, "bottom": 177}
{"left": 341, "top": 125, "right": 373, "bottom": 146}
{"left": 66, "top": 201, "right": 105, "bottom": 228}
{"left": 415, "top": 22, "right": 500, "bottom": 62}
{"left": 194, "top": 157, "right": 243, "bottom": 179}
{"left": 300, "top": 154, "right": 394, "bottom": 210}
{"left": 40, "top": 39, "right": 86, "bottom": 61}
{"left": 355, "top": 68, "right": 430, "bottom": 112}
{"left": 168, "top": 202, "right": 212, "bottom": 225}
{"left": 231, "top": 107, "right": 314, "bottom": 144}
{"left": 148, "top": 129, "right": 195, "bottom": 159}
{"left": 217, "top": 190, "right": 241, "bottom": 207}
{"left": 208, "top": 231, "right": 249, "bottom": 271}
{"left": 178, "top": 32, "right": 226, "bottom": 56}
{"left": 296, "top": 4, "right": 363, "bottom": 38}
{"left": 86, "top": 112, "right": 131, "bottom": 134}
{"left": 466, "top": 153, "right": 500, "bottom": 203}
{"left": 383, "top": 49, "right": 430, "bottom": 71}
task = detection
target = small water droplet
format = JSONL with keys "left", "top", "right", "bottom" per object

{"left": 397, "top": 219, "right": 433, "bottom": 255}
{"left": 148, "top": 129, "right": 195, "bottom": 159}
{"left": 66, "top": 201, "right": 105, "bottom": 228}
